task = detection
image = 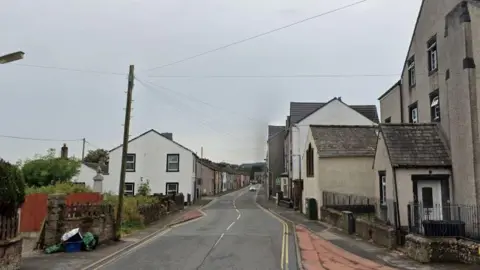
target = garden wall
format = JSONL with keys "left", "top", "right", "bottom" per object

{"left": 20, "top": 192, "right": 102, "bottom": 233}
{"left": 0, "top": 214, "right": 22, "bottom": 270}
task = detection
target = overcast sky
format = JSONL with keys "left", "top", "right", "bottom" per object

{"left": 0, "top": 0, "right": 420, "bottom": 164}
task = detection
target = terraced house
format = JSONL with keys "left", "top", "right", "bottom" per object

{"left": 375, "top": 0, "right": 480, "bottom": 231}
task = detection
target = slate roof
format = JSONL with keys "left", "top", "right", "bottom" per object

{"left": 268, "top": 125, "right": 285, "bottom": 139}
{"left": 289, "top": 101, "right": 379, "bottom": 124}
{"left": 310, "top": 125, "right": 378, "bottom": 158}
{"left": 379, "top": 123, "right": 451, "bottom": 167}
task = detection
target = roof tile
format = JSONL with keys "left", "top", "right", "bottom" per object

{"left": 380, "top": 123, "right": 451, "bottom": 167}
{"left": 310, "top": 125, "right": 378, "bottom": 157}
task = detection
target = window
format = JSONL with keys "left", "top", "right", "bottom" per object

{"left": 166, "top": 182, "right": 179, "bottom": 195}
{"left": 306, "top": 144, "right": 314, "bottom": 177}
{"left": 407, "top": 56, "right": 416, "bottom": 87}
{"left": 409, "top": 102, "right": 418, "bottom": 123}
{"left": 166, "top": 154, "right": 180, "bottom": 172}
{"left": 378, "top": 171, "right": 386, "bottom": 205}
{"left": 126, "top": 154, "right": 136, "bottom": 172}
{"left": 421, "top": 187, "right": 433, "bottom": 208}
{"left": 125, "top": 182, "right": 135, "bottom": 196}
{"left": 427, "top": 35, "right": 438, "bottom": 73}
{"left": 384, "top": 117, "right": 391, "bottom": 123}
{"left": 430, "top": 90, "right": 440, "bottom": 122}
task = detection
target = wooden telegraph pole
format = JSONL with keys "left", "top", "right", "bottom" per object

{"left": 115, "top": 65, "right": 134, "bottom": 241}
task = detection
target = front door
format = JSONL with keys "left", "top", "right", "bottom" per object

{"left": 417, "top": 180, "right": 442, "bottom": 220}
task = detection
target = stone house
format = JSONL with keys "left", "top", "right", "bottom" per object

{"left": 376, "top": 0, "right": 480, "bottom": 227}
{"left": 303, "top": 125, "right": 377, "bottom": 217}
{"left": 196, "top": 158, "right": 216, "bottom": 196}
{"left": 266, "top": 125, "right": 285, "bottom": 197}
{"left": 284, "top": 97, "right": 378, "bottom": 201}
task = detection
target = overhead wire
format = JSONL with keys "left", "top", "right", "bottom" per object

{"left": 146, "top": 0, "right": 369, "bottom": 72}
{"left": 10, "top": 63, "right": 127, "bottom": 76}
{"left": 0, "top": 134, "right": 83, "bottom": 142}
{"left": 135, "top": 77, "right": 265, "bottom": 143}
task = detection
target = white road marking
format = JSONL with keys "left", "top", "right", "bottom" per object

{"left": 214, "top": 233, "right": 225, "bottom": 247}
{"left": 226, "top": 221, "right": 235, "bottom": 231}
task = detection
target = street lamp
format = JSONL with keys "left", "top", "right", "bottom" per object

{"left": 0, "top": 51, "right": 25, "bottom": 64}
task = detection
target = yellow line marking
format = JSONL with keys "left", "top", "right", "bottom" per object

{"left": 285, "top": 221, "right": 289, "bottom": 268}
{"left": 281, "top": 221, "right": 285, "bottom": 270}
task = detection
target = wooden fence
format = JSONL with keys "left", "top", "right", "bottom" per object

{"left": 0, "top": 214, "right": 19, "bottom": 240}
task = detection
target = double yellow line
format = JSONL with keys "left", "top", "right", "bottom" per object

{"left": 280, "top": 221, "right": 289, "bottom": 269}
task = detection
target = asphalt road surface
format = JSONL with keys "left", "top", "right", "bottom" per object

{"left": 99, "top": 186, "right": 298, "bottom": 270}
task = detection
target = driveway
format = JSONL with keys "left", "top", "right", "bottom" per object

{"left": 98, "top": 187, "right": 298, "bottom": 270}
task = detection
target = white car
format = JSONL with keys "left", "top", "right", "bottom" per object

{"left": 249, "top": 185, "right": 256, "bottom": 192}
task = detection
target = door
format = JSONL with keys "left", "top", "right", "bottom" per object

{"left": 417, "top": 180, "right": 442, "bottom": 220}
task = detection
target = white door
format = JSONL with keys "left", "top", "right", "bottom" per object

{"left": 417, "top": 180, "right": 443, "bottom": 220}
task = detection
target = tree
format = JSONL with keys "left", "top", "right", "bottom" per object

{"left": 0, "top": 159, "right": 26, "bottom": 216}
{"left": 138, "top": 179, "right": 151, "bottom": 196}
{"left": 21, "top": 148, "right": 81, "bottom": 187}
{"left": 83, "top": 148, "right": 109, "bottom": 164}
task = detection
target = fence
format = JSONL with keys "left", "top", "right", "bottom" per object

{"left": 408, "top": 202, "right": 480, "bottom": 240}
{"left": 0, "top": 214, "right": 19, "bottom": 240}
{"left": 322, "top": 191, "right": 398, "bottom": 226}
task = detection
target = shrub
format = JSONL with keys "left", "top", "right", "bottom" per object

{"left": 26, "top": 182, "right": 93, "bottom": 195}
{"left": 102, "top": 194, "right": 159, "bottom": 234}
{"left": 0, "top": 159, "right": 26, "bottom": 216}
{"left": 138, "top": 179, "right": 151, "bottom": 196}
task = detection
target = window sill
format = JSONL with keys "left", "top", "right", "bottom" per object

{"left": 166, "top": 170, "right": 180, "bottom": 173}
{"left": 126, "top": 170, "right": 136, "bottom": 173}
{"left": 380, "top": 204, "right": 388, "bottom": 209}
{"left": 428, "top": 68, "right": 438, "bottom": 76}
{"left": 408, "top": 84, "right": 416, "bottom": 89}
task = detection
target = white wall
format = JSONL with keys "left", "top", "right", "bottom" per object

{"left": 103, "top": 130, "right": 196, "bottom": 197}
{"left": 293, "top": 100, "right": 376, "bottom": 181}
{"left": 72, "top": 164, "right": 96, "bottom": 188}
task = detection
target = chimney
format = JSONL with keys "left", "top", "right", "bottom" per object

{"left": 160, "top": 132, "right": 173, "bottom": 140}
{"left": 61, "top": 143, "right": 68, "bottom": 159}
{"left": 337, "top": 96, "right": 342, "bottom": 102}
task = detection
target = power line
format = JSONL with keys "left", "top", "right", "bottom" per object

{"left": 10, "top": 63, "right": 127, "bottom": 76}
{"left": 135, "top": 78, "right": 265, "bottom": 142}
{"left": 0, "top": 134, "right": 83, "bottom": 142}
{"left": 148, "top": 73, "right": 399, "bottom": 78}
{"left": 147, "top": 0, "right": 369, "bottom": 72}
{"left": 136, "top": 76, "right": 268, "bottom": 125}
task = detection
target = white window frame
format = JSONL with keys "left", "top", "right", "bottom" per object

{"left": 380, "top": 175, "right": 387, "bottom": 205}
{"left": 125, "top": 182, "right": 135, "bottom": 196}
{"left": 431, "top": 96, "right": 440, "bottom": 120}
{"left": 411, "top": 107, "right": 418, "bottom": 123}
{"left": 407, "top": 57, "right": 416, "bottom": 87}
{"left": 166, "top": 182, "right": 179, "bottom": 195}
{"left": 427, "top": 39, "right": 438, "bottom": 72}
{"left": 126, "top": 154, "right": 136, "bottom": 172}
{"left": 166, "top": 154, "right": 180, "bottom": 172}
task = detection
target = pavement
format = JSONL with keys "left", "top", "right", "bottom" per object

{"left": 256, "top": 186, "right": 478, "bottom": 270}
{"left": 94, "top": 185, "right": 298, "bottom": 270}
{"left": 20, "top": 203, "right": 207, "bottom": 270}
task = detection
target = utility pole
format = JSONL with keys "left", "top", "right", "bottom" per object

{"left": 81, "top": 138, "right": 86, "bottom": 160}
{"left": 115, "top": 65, "right": 134, "bottom": 241}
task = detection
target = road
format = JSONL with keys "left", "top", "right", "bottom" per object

{"left": 98, "top": 186, "right": 298, "bottom": 270}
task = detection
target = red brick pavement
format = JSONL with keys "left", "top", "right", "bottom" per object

{"left": 170, "top": 209, "right": 204, "bottom": 225}
{"left": 296, "top": 225, "right": 396, "bottom": 270}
